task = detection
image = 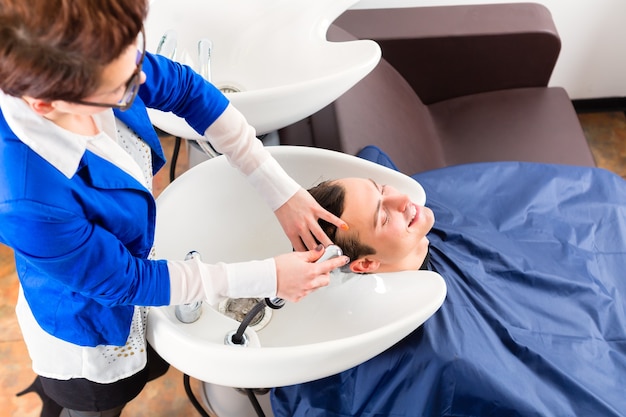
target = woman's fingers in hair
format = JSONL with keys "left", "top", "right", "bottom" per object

{"left": 318, "top": 210, "right": 349, "bottom": 233}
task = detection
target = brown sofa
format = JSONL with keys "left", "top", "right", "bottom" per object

{"left": 279, "top": 3, "right": 596, "bottom": 175}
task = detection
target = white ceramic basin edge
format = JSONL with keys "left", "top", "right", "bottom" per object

{"left": 148, "top": 146, "right": 446, "bottom": 388}
{"left": 147, "top": 270, "right": 445, "bottom": 388}
{"left": 145, "top": 0, "right": 381, "bottom": 136}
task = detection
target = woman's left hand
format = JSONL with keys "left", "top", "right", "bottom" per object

{"left": 274, "top": 188, "right": 348, "bottom": 252}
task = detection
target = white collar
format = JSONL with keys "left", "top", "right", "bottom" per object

{"left": 0, "top": 91, "right": 116, "bottom": 179}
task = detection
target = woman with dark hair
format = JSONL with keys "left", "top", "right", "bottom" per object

{"left": 0, "top": 1, "right": 348, "bottom": 415}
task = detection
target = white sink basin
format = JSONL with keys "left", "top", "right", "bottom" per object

{"left": 144, "top": 0, "right": 381, "bottom": 136}
{"left": 148, "top": 147, "right": 446, "bottom": 388}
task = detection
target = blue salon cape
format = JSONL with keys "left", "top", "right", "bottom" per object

{"left": 271, "top": 161, "right": 626, "bottom": 416}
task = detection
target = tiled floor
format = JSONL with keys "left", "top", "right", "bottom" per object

{"left": 1, "top": 112, "right": 625, "bottom": 417}
{"left": 578, "top": 111, "right": 626, "bottom": 179}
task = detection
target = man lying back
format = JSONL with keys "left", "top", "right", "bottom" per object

{"left": 309, "top": 178, "right": 434, "bottom": 273}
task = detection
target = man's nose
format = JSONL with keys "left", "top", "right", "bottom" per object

{"left": 387, "top": 193, "right": 411, "bottom": 212}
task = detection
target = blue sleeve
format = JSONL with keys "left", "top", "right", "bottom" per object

{"left": 3, "top": 198, "right": 171, "bottom": 308}
{"left": 138, "top": 52, "right": 230, "bottom": 136}
{"left": 0, "top": 144, "right": 171, "bottom": 309}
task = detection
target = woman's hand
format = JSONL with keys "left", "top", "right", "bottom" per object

{"left": 274, "top": 188, "right": 348, "bottom": 251}
{"left": 274, "top": 245, "right": 350, "bottom": 302}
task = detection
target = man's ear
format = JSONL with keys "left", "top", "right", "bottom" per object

{"left": 22, "top": 96, "right": 55, "bottom": 115}
{"left": 350, "top": 257, "right": 380, "bottom": 274}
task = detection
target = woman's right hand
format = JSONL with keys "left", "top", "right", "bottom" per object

{"left": 274, "top": 245, "right": 350, "bottom": 302}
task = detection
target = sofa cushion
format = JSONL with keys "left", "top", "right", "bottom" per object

{"left": 429, "top": 87, "right": 596, "bottom": 168}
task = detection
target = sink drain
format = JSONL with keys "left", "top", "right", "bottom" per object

{"left": 218, "top": 297, "right": 272, "bottom": 331}
{"left": 218, "top": 85, "right": 241, "bottom": 94}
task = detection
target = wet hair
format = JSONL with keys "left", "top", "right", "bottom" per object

{"left": 308, "top": 180, "right": 376, "bottom": 263}
{"left": 0, "top": 0, "right": 148, "bottom": 102}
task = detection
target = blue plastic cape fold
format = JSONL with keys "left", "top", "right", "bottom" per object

{"left": 271, "top": 161, "right": 626, "bottom": 416}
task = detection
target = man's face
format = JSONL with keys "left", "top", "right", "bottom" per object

{"left": 336, "top": 177, "right": 435, "bottom": 273}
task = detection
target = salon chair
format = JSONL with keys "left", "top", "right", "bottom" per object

{"left": 279, "top": 3, "right": 596, "bottom": 175}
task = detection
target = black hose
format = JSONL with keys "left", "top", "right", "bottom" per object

{"left": 184, "top": 297, "right": 271, "bottom": 416}
{"left": 169, "top": 136, "right": 182, "bottom": 183}
{"left": 245, "top": 388, "right": 266, "bottom": 417}
{"left": 230, "top": 300, "right": 266, "bottom": 345}
{"left": 183, "top": 374, "right": 211, "bottom": 417}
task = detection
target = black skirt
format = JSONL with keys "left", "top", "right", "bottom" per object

{"left": 39, "top": 343, "right": 169, "bottom": 411}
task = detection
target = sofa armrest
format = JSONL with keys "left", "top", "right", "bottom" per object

{"left": 334, "top": 3, "right": 561, "bottom": 104}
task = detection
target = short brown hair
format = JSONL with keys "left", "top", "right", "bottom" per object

{"left": 308, "top": 180, "right": 376, "bottom": 262}
{"left": 0, "top": 0, "right": 148, "bottom": 101}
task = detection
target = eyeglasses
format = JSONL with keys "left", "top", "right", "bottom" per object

{"left": 69, "top": 28, "right": 146, "bottom": 111}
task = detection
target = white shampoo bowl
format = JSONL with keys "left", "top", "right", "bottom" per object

{"left": 148, "top": 146, "right": 446, "bottom": 388}
{"left": 144, "top": 0, "right": 381, "bottom": 136}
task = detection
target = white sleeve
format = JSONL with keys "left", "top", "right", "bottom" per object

{"left": 168, "top": 257, "right": 277, "bottom": 307}
{"left": 203, "top": 104, "right": 300, "bottom": 211}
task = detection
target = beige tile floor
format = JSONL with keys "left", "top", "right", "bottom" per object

{"left": 1, "top": 112, "right": 625, "bottom": 416}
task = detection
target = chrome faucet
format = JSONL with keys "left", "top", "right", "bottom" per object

{"left": 174, "top": 251, "right": 203, "bottom": 324}
{"left": 197, "top": 38, "right": 213, "bottom": 82}
{"left": 157, "top": 32, "right": 220, "bottom": 159}
{"left": 156, "top": 30, "right": 177, "bottom": 59}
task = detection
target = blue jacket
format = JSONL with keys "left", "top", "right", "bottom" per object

{"left": 0, "top": 53, "right": 229, "bottom": 347}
